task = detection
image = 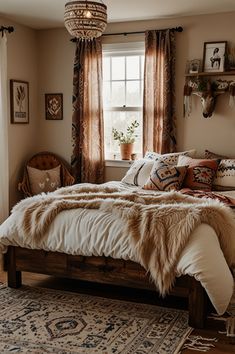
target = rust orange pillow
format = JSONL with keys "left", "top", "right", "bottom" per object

{"left": 178, "top": 156, "right": 219, "bottom": 191}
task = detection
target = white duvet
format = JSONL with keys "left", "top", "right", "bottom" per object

{"left": 0, "top": 182, "right": 234, "bottom": 315}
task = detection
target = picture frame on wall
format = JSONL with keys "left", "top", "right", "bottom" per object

{"left": 45, "top": 93, "right": 63, "bottom": 120}
{"left": 10, "top": 80, "right": 29, "bottom": 124}
{"left": 188, "top": 59, "right": 201, "bottom": 74}
{"left": 203, "top": 41, "right": 227, "bottom": 73}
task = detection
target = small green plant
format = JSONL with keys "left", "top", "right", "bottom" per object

{"left": 112, "top": 120, "right": 139, "bottom": 144}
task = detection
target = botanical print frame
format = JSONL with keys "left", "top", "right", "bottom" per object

{"left": 45, "top": 93, "right": 63, "bottom": 120}
{"left": 10, "top": 80, "right": 29, "bottom": 124}
{"left": 203, "top": 41, "right": 227, "bottom": 73}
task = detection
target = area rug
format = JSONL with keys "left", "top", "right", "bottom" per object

{"left": 0, "top": 285, "right": 192, "bottom": 353}
{"left": 208, "top": 279, "right": 235, "bottom": 343}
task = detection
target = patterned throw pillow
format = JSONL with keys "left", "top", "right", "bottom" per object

{"left": 121, "top": 159, "right": 154, "bottom": 187}
{"left": 213, "top": 159, "right": 235, "bottom": 191}
{"left": 27, "top": 165, "right": 61, "bottom": 195}
{"left": 204, "top": 149, "right": 228, "bottom": 159}
{"left": 143, "top": 161, "right": 188, "bottom": 191}
{"left": 144, "top": 149, "right": 196, "bottom": 164}
{"left": 178, "top": 156, "right": 219, "bottom": 191}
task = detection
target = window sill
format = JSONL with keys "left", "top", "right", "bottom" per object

{"left": 105, "top": 159, "right": 134, "bottom": 168}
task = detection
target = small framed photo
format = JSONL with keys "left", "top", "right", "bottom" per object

{"left": 10, "top": 80, "right": 29, "bottom": 124}
{"left": 45, "top": 93, "right": 63, "bottom": 120}
{"left": 188, "top": 59, "right": 201, "bottom": 74}
{"left": 203, "top": 41, "right": 227, "bottom": 73}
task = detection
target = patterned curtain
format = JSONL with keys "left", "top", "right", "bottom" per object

{"left": 143, "top": 29, "right": 177, "bottom": 154}
{"left": 71, "top": 38, "right": 104, "bottom": 183}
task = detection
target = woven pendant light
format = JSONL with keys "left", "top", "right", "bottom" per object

{"left": 64, "top": 0, "right": 107, "bottom": 39}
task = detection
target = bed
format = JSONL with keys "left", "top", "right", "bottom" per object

{"left": 0, "top": 181, "right": 235, "bottom": 330}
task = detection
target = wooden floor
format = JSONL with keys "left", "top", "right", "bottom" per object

{"left": 0, "top": 271, "right": 234, "bottom": 353}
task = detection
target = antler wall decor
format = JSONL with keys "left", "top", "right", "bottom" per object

{"left": 184, "top": 78, "right": 235, "bottom": 118}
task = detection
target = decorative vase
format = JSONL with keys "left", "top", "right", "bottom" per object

{"left": 120, "top": 143, "right": 134, "bottom": 160}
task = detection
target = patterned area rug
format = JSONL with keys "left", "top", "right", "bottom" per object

{"left": 0, "top": 285, "right": 192, "bottom": 354}
{"left": 208, "top": 279, "right": 235, "bottom": 343}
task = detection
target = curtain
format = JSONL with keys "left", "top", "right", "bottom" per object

{"left": 143, "top": 29, "right": 177, "bottom": 154}
{"left": 71, "top": 38, "right": 104, "bottom": 184}
{"left": 0, "top": 33, "right": 9, "bottom": 223}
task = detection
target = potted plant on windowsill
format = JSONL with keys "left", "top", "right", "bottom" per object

{"left": 112, "top": 120, "right": 139, "bottom": 160}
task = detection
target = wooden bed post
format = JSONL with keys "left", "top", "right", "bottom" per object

{"left": 7, "top": 246, "right": 22, "bottom": 288}
{"left": 188, "top": 277, "right": 207, "bottom": 329}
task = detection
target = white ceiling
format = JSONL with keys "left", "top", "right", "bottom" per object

{"left": 1, "top": 0, "right": 235, "bottom": 30}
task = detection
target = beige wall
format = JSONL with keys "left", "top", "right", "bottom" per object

{"left": 36, "top": 11, "right": 235, "bottom": 183}
{"left": 37, "top": 29, "right": 74, "bottom": 159}
{"left": 2, "top": 18, "right": 39, "bottom": 207}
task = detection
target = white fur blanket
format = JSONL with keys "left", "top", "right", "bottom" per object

{"left": 12, "top": 184, "right": 235, "bottom": 295}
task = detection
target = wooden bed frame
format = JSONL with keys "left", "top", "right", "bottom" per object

{"left": 6, "top": 246, "right": 209, "bottom": 329}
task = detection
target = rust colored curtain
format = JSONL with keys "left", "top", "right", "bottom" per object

{"left": 143, "top": 29, "right": 177, "bottom": 154}
{"left": 71, "top": 38, "right": 104, "bottom": 183}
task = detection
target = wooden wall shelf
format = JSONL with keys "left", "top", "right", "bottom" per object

{"left": 185, "top": 70, "right": 235, "bottom": 77}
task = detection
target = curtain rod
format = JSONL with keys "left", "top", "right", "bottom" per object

{"left": 102, "top": 26, "right": 183, "bottom": 37}
{"left": 0, "top": 26, "right": 14, "bottom": 36}
{"left": 71, "top": 26, "right": 183, "bottom": 42}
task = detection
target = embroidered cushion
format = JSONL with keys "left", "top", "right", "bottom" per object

{"left": 213, "top": 159, "right": 235, "bottom": 191}
{"left": 143, "top": 161, "right": 188, "bottom": 191}
{"left": 27, "top": 165, "right": 61, "bottom": 195}
{"left": 121, "top": 159, "right": 154, "bottom": 187}
{"left": 204, "top": 151, "right": 235, "bottom": 190}
{"left": 178, "top": 156, "right": 219, "bottom": 191}
{"left": 144, "top": 149, "right": 196, "bottom": 164}
{"left": 204, "top": 149, "right": 228, "bottom": 159}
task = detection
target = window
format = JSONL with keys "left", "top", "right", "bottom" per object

{"left": 102, "top": 42, "right": 145, "bottom": 160}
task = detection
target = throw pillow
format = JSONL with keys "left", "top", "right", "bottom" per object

{"left": 27, "top": 165, "right": 61, "bottom": 195}
{"left": 204, "top": 149, "right": 228, "bottom": 159}
{"left": 144, "top": 149, "right": 196, "bottom": 164}
{"left": 213, "top": 159, "right": 235, "bottom": 191}
{"left": 143, "top": 161, "right": 188, "bottom": 191}
{"left": 178, "top": 156, "right": 220, "bottom": 191}
{"left": 178, "top": 156, "right": 219, "bottom": 191}
{"left": 121, "top": 159, "right": 154, "bottom": 187}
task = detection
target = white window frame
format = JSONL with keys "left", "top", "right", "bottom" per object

{"left": 102, "top": 42, "right": 145, "bottom": 161}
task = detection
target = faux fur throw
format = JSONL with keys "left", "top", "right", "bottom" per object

{"left": 12, "top": 184, "right": 235, "bottom": 295}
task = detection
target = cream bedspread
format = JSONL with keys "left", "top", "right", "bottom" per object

{"left": 0, "top": 181, "right": 234, "bottom": 315}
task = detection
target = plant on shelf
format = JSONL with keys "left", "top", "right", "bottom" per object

{"left": 112, "top": 120, "right": 139, "bottom": 160}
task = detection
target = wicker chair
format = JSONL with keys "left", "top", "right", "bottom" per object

{"left": 18, "top": 151, "right": 75, "bottom": 197}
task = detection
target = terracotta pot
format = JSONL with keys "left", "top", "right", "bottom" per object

{"left": 120, "top": 143, "right": 134, "bottom": 160}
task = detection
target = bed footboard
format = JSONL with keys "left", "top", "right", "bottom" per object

{"left": 6, "top": 246, "right": 208, "bottom": 328}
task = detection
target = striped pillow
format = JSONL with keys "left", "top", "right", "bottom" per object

{"left": 121, "top": 159, "right": 154, "bottom": 187}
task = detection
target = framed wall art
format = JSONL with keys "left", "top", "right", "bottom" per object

{"left": 186, "top": 59, "right": 202, "bottom": 74}
{"left": 10, "top": 80, "right": 29, "bottom": 124}
{"left": 45, "top": 93, "right": 63, "bottom": 120}
{"left": 203, "top": 41, "right": 227, "bottom": 73}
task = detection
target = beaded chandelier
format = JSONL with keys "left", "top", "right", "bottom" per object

{"left": 64, "top": 0, "right": 107, "bottom": 39}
